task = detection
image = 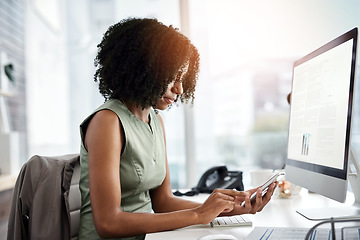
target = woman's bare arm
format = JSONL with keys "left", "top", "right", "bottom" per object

{"left": 150, "top": 113, "right": 276, "bottom": 218}
{"left": 85, "top": 110, "right": 238, "bottom": 238}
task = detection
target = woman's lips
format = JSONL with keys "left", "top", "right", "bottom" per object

{"left": 164, "top": 97, "right": 174, "bottom": 104}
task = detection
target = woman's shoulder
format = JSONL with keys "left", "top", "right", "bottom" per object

{"left": 98, "top": 99, "right": 123, "bottom": 110}
{"left": 81, "top": 99, "right": 123, "bottom": 129}
{"left": 95, "top": 99, "right": 131, "bottom": 117}
{"left": 92, "top": 108, "right": 118, "bottom": 120}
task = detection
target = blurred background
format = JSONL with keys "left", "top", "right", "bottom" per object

{"left": 1, "top": 0, "right": 360, "bottom": 192}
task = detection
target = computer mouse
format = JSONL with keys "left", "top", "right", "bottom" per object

{"left": 197, "top": 234, "right": 238, "bottom": 240}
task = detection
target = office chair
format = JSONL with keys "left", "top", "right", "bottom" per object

{"left": 7, "top": 154, "right": 81, "bottom": 240}
{"left": 68, "top": 155, "right": 81, "bottom": 240}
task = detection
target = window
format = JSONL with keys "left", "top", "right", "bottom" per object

{"left": 26, "top": 0, "right": 360, "bottom": 189}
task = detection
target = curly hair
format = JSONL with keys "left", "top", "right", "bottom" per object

{"left": 94, "top": 18, "right": 200, "bottom": 109}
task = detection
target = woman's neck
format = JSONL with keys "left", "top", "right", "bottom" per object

{"left": 122, "top": 100, "right": 151, "bottom": 123}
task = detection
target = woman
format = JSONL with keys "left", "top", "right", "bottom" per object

{"left": 78, "top": 18, "right": 276, "bottom": 240}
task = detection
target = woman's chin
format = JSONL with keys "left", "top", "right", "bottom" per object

{"left": 154, "top": 104, "right": 168, "bottom": 111}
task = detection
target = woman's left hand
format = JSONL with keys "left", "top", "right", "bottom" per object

{"left": 222, "top": 182, "right": 277, "bottom": 216}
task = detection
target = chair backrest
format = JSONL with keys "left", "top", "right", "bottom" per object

{"left": 68, "top": 157, "right": 81, "bottom": 240}
{"left": 7, "top": 154, "right": 81, "bottom": 240}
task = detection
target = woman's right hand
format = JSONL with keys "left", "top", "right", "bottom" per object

{"left": 193, "top": 189, "right": 241, "bottom": 224}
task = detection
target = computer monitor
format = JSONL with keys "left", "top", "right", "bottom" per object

{"left": 285, "top": 27, "right": 360, "bottom": 220}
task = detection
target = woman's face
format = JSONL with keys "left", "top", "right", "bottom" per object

{"left": 155, "top": 62, "right": 189, "bottom": 110}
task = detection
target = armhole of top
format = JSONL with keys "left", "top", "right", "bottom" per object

{"left": 81, "top": 109, "right": 126, "bottom": 154}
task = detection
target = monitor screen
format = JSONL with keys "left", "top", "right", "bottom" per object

{"left": 285, "top": 27, "right": 358, "bottom": 220}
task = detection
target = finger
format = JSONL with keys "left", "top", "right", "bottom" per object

{"left": 263, "top": 183, "right": 276, "bottom": 198}
{"left": 247, "top": 188, "right": 258, "bottom": 195}
{"left": 220, "top": 192, "right": 235, "bottom": 201}
{"left": 234, "top": 196, "right": 243, "bottom": 205}
{"left": 214, "top": 188, "right": 242, "bottom": 197}
{"left": 262, "top": 183, "right": 276, "bottom": 203}
{"left": 225, "top": 194, "right": 235, "bottom": 201}
{"left": 235, "top": 191, "right": 252, "bottom": 202}
{"left": 240, "top": 187, "right": 260, "bottom": 203}
{"left": 257, "top": 183, "right": 277, "bottom": 212}
{"left": 211, "top": 190, "right": 235, "bottom": 202}
{"left": 241, "top": 193, "right": 252, "bottom": 211}
{"left": 269, "top": 182, "right": 277, "bottom": 194}
{"left": 252, "top": 188, "right": 263, "bottom": 210}
{"left": 221, "top": 197, "right": 236, "bottom": 213}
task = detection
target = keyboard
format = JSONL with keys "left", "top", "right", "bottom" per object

{"left": 210, "top": 215, "right": 252, "bottom": 227}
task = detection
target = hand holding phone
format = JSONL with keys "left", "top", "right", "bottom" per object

{"left": 241, "top": 171, "right": 285, "bottom": 207}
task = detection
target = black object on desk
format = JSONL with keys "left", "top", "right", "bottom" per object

{"left": 173, "top": 166, "right": 244, "bottom": 196}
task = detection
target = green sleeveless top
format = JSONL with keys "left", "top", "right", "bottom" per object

{"left": 78, "top": 99, "right": 166, "bottom": 240}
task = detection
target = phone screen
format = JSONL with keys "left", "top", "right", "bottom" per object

{"left": 241, "top": 172, "right": 285, "bottom": 207}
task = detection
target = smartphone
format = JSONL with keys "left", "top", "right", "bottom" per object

{"left": 241, "top": 171, "right": 285, "bottom": 207}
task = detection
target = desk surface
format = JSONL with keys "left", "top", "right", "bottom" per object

{"left": 0, "top": 174, "right": 16, "bottom": 192}
{"left": 145, "top": 188, "right": 356, "bottom": 240}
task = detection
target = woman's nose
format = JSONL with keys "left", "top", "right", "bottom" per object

{"left": 172, "top": 81, "right": 183, "bottom": 95}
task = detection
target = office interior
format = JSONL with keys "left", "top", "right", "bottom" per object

{"left": 1, "top": 0, "right": 360, "bottom": 239}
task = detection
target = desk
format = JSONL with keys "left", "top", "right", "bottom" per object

{"left": 146, "top": 188, "right": 356, "bottom": 240}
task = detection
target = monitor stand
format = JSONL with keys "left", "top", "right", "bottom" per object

{"left": 297, "top": 148, "right": 360, "bottom": 221}
{"left": 296, "top": 206, "right": 360, "bottom": 221}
